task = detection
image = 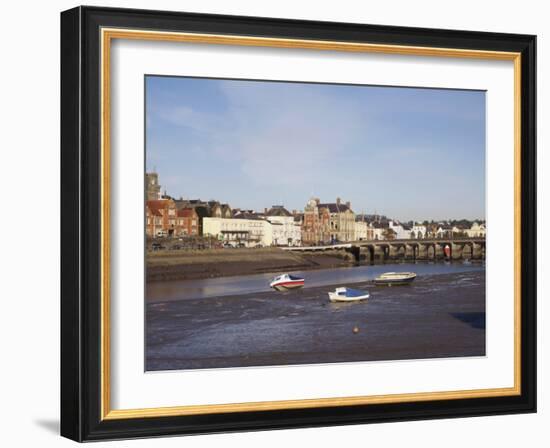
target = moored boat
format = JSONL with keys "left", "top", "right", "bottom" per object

{"left": 328, "top": 287, "right": 370, "bottom": 302}
{"left": 374, "top": 272, "right": 416, "bottom": 286}
{"left": 270, "top": 274, "right": 305, "bottom": 291}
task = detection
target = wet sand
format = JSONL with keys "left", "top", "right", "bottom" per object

{"left": 146, "top": 248, "right": 354, "bottom": 282}
{"left": 146, "top": 271, "right": 485, "bottom": 371}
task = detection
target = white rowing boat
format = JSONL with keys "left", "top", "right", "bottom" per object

{"left": 374, "top": 272, "right": 416, "bottom": 286}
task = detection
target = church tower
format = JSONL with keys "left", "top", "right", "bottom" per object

{"left": 145, "top": 172, "right": 161, "bottom": 200}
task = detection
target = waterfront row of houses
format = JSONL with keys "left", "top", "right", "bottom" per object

{"left": 145, "top": 172, "right": 486, "bottom": 247}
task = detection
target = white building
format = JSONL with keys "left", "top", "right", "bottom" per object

{"left": 265, "top": 206, "right": 301, "bottom": 246}
{"left": 371, "top": 226, "right": 386, "bottom": 240}
{"left": 388, "top": 221, "right": 412, "bottom": 240}
{"left": 411, "top": 223, "right": 427, "bottom": 239}
{"left": 466, "top": 222, "right": 486, "bottom": 237}
{"left": 203, "top": 217, "right": 273, "bottom": 247}
{"left": 354, "top": 221, "right": 368, "bottom": 241}
{"left": 435, "top": 225, "right": 453, "bottom": 238}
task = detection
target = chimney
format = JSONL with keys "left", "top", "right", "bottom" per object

{"left": 336, "top": 197, "right": 341, "bottom": 205}
{"left": 292, "top": 209, "right": 297, "bottom": 215}
{"left": 346, "top": 201, "right": 351, "bottom": 208}
{"left": 264, "top": 207, "right": 268, "bottom": 215}
{"left": 315, "top": 198, "right": 320, "bottom": 205}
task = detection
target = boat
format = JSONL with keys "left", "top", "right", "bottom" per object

{"left": 328, "top": 287, "right": 370, "bottom": 302}
{"left": 269, "top": 274, "right": 305, "bottom": 291}
{"left": 374, "top": 272, "right": 416, "bottom": 286}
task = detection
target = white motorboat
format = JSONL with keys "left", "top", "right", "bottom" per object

{"left": 328, "top": 287, "right": 370, "bottom": 302}
{"left": 270, "top": 274, "right": 305, "bottom": 291}
{"left": 374, "top": 272, "right": 416, "bottom": 286}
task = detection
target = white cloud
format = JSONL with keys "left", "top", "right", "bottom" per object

{"left": 155, "top": 81, "right": 367, "bottom": 187}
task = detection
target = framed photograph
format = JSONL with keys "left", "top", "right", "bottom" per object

{"left": 61, "top": 6, "right": 536, "bottom": 441}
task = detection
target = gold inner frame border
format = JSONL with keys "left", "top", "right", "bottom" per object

{"left": 99, "top": 27, "right": 522, "bottom": 421}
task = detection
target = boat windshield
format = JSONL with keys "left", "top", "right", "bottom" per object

{"left": 346, "top": 289, "right": 367, "bottom": 297}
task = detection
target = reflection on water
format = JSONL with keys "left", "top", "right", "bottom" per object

{"left": 146, "top": 261, "right": 485, "bottom": 302}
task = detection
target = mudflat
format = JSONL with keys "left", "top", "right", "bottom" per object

{"left": 146, "top": 247, "right": 354, "bottom": 282}
{"left": 146, "top": 271, "right": 486, "bottom": 371}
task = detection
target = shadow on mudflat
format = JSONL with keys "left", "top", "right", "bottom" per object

{"left": 450, "top": 312, "right": 485, "bottom": 330}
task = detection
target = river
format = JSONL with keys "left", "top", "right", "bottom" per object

{"left": 146, "top": 268, "right": 486, "bottom": 371}
{"left": 146, "top": 260, "right": 485, "bottom": 302}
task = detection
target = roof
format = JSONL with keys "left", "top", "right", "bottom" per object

{"left": 193, "top": 206, "right": 210, "bottom": 218}
{"left": 234, "top": 211, "right": 262, "bottom": 220}
{"left": 177, "top": 208, "right": 196, "bottom": 218}
{"left": 147, "top": 207, "right": 163, "bottom": 217}
{"left": 146, "top": 199, "right": 173, "bottom": 213}
{"left": 266, "top": 205, "right": 292, "bottom": 217}
{"left": 174, "top": 199, "right": 207, "bottom": 210}
{"left": 318, "top": 202, "right": 353, "bottom": 213}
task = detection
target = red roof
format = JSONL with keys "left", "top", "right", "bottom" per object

{"left": 177, "top": 208, "right": 196, "bottom": 218}
{"left": 146, "top": 204, "right": 163, "bottom": 217}
{"left": 147, "top": 199, "right": 173, "bottom": 213}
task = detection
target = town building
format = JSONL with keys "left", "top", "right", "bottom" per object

{"left": 410, "top": 223, "right": 427, "bottom": 239}
{"left": 174, "top": 199, "right": 232, "bottom": 236}
{"left": 369, "top": 224, "right": 386, "bottom": 240}
{"left": 318, "top": 198, "right": 355, "bottom": 242}
{"left": 388, "top": 220, "right": 412, "bottom": 239}
{"left": 302, "top": 198, "right": 331, "bottom": 245}
{"left": 265, "top": 205, "right": 301, "bottom": 246}
{"left": 146, "top": 199, "right": 177, "bottom": 236}
{"left": 435, "top": 224, "right": 453, "bottom": 238}
{"left": 209, "top": 201, "right": 233, "bottom": 219}
{"left": 354, "top": 219, "right": 369, "bottom": 241}
{"left": 203, "top": 217, "right": 273, "bottom": 247}
{"left": 466, "top": 222, "right": 486, "bottom": 237}
{"left": 293, "top": 215, "right": 303, "bottom": 245}
{"left": 367, "top": 220, "right": 391, "bottom": 240}
{"left": 176, "top": 208, "right": 199, "bottom": 236}
{"left": 145, "top": 203, "right": 163, "bottom": 237}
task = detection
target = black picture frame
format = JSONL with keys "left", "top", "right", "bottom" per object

{"left": 61, "top": 5, "right": 536, "bottom": 442}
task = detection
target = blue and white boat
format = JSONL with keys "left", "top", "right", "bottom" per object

{"left": 328, "top": 287, "right": 370, "bottom": 302}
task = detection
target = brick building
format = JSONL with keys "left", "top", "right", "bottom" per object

{"left": 302, "top": 198, "right": 331, "bottom": 245}
{"left": 145, "top": 199, "right": 177, "bottom": 236}
{"left": 176, "top": 208, "right": 199, "bottom": 236}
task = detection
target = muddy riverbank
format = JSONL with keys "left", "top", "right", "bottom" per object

{"left": 146, "top": 248, "right": 354, "bottom": 282}
{"left": 146, "top": 270, "right": 486, "bottom": 371}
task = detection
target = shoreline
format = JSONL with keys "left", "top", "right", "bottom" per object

{"left": 146, "top": 248, "right": 355, "bottom": 282}
{"left": 146, "top": 247, "right": 484, "bottom": 282}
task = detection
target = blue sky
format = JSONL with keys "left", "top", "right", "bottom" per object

{"left": 146, "top": 76, "right": 485, "bottom": 221}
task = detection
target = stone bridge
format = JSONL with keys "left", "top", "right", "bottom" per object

{"left": 283, "top": 237, "right": 486, "bottom": 264}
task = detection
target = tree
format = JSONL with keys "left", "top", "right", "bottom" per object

{"left": 382, "top": 228, "right": 396, "bottom": 240}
